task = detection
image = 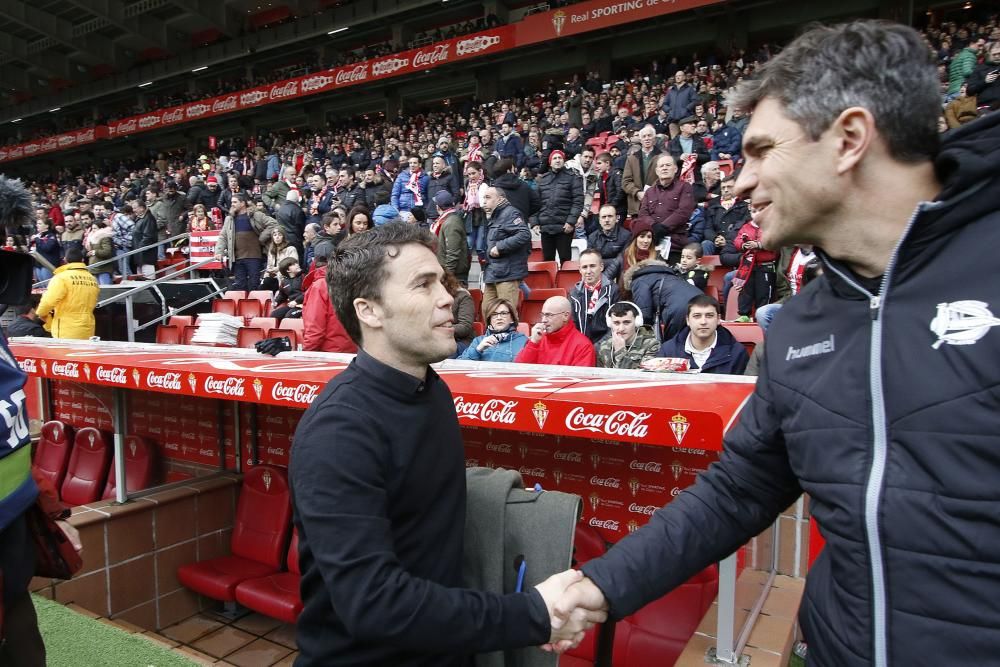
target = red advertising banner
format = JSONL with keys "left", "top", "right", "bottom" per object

{"left": 0, "top": 125, "right": 108, "bottom": 165}
{"left": 517, "top": 0, "right": 724, "bottom": 46}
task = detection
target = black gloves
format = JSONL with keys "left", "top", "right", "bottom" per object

{"left": 255, "top": 336, "right": 292, "bottom": 356}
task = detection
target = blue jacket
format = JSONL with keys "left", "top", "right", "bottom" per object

{"left": 458, "top": 331, "right": 529, "bottom": 363}
{"left": 495, "top": 132, "right": 524, "bottom": 167}
{"left": 582, "top": 112, "right": 1000, "bottom": 666}
{"left": 662, "top": 83, "right": 697, "bottom": 122}
{"left": 391, "top": 169, "right": 430, "bottom": 212}
{"left": 483, "top": 201, "right": 532, "bottom": 284}
{"left": 656, "top": 325, "right": 748, "bottom": 374}
{"left": 372, "top": 204, "right": 401, "bottom": 226}
{"left": 711, "top": 124, "right": 743, "bottom": 161}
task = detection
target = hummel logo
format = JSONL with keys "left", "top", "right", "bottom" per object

{"left": 930, "top": 301, "right": 1000, "bottom": 349}
{"left": 786, "top": 334, "right": 835, "bottom": 361}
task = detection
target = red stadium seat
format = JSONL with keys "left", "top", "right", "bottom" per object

{"left": 725, "top": 286, "right": 741, "bottom": 321}
{"left": 701, "top": 254, "right": 722, "bottom": 268}
{"left": 248, "top": 317, "right": 278, "bottom": 334}
{"left": 32, "top": 420, "right": 74, "bottom": 491}
{"left": 102, "top": 435, "right": 157, "bottom": 500}
{"left": 168, "top": 315, "right": 194, "bottom": 328}
{"left": 560, "top": 525, "right": 608, "bottom": 667}
{"left": 223, "top": 290, "right": 247, "bottom": 301}
{"left": 527, "top": 261, "right": 558, "bottom": 288}
{"left": 611, "top": 566, "right": 719, "bottom": 667}
{"left": 247, "top": 290, "right": 274, "bottom": 315}
{"left": 234, "top": 530, "right": 303, "bottom": 624}
{"left": 469, "top": 288, "right": 484, "bottom": 323}
{"left": 182, "top": 325, "right": 198, "bottom": 345}
{"left": 60, "top": 428, "right": 112, "bottom": 506}
{"left": 237, "top": 327, "right": 266, "bottom": 349}
{"left": 723, "top": 323, "right": 764, "bottom": 357}
{"left": 212, "top": 298, "right": 238, "bottom": 315}
{"left": 237, "top": 299, "right": 263, "bottom": 319}
{"left": 707, "top": 267, "right": 727, "bottom": 299}
{"left": 156, "top": 325, "right": 181, "bottom": 345}
{"left": 268, "top": 328, "right": 298, "bottom": 350}
{"left": 473, "top": 321, "right": 485, "bottom": 337}
{"left": 717, "top": 159, "right": 734, "bottom": 178}
{"left": 178, "top": 465, "right": 292, "bottom": 603}
{"left": 278, "top": 318, "right": 304, "bottom": 335}
{"left": 556, "top": 270, "right": 580, "bottom": 293}
{"left": 520, "top": 288, "right": 567, "bottom": 326}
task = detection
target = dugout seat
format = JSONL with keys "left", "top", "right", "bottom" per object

{"left": 60, "top": 427, "right": 112, "bottom": 506}
{"left": 32, "top": 420, "right": 75, "bottom": 491}
{"left": 234, "top": 529, "right": 303, "bottom": 624}
{"left": 102, "top": 436, "right": 157, "bottom": 500}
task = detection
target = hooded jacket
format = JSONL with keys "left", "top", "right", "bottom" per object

{"left": 85, "top": 226, "right": 115, "bottom": 277}
{"left": 36, "top": 262, "right": 100, "bottom": 339}
{"left": 582, "top": 111, "right": 1000, "bottom": 667}
{"left": 626, "top": 259, "right": 703, "bottom": 341}
{"left": 301, "top": 267, "right": 358, "bottom": 354}
{"left": 493, "top": 173, "right": 541, "bottom": 222}
{"left": 426, "top": 169, "right": 458, "bottom": 220}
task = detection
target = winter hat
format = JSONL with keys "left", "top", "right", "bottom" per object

{"left": 433, "top": 191, "right": 454, "bottom": 209}
{"left": 548, "top": 149, "right": 566, "bottom": 164}
{"left": 631, "top": 218, "right": 654, "bottom": 240}
{"left": 206, "top": 176, "right": 218, "bottom": 185}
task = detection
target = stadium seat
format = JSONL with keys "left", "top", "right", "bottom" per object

{"left": 177, "top": 465, "right": 292, "bottom": 603}
{"left": 237, "top": 327, "right": 266, "bottom": 349}
{"left": 717, "top": 159, "right": 735, "bottom": 177}
{"left": 234, "top": 530, "right": 303, "bottom": 624}
{"left": 32, "top": 420, "right": 74, "bottom": 491}
{"left": 559, "top": 525, "right": 608, "bottom": 667}
{"left": 278, "top": 318, "right": 304, "bottom": 336}
{"left": 520, "top": 288, "right": 567, "bottom": 325}
{"left": 60, "top": 427, "right": 112, "bottom": 506}
{"left": 560, "top": 260, "right": 580, "bottom": 272}
{"left": 527, "top": 261, "right": 558, "bottom": 289}
{"left": 473, "top": 321, "right": 485, "bottom": 337}
{"left": 223, "top": 290, "right": 247, "bottom": 301}
{"left": 611, "top": 566, "right": 719, "bottom": 667}
{"left": 237, "top": 299, "right": 264, "bottom": 319}
{"left": 528, "top": 241, "right": 545, "bottom": 264}
{"left": 156, "top": 324, "right": 181, "bottom": 345}
{"left": 212, "top": 298, "right": 238, "bottom": 315}
{"left": 469, "top": 288, "right": 484, "bottom": 323}
{"left": 723, "top": 323, "right": 764, "bottom": 357}
{"left": 725, "top": 288, "right": 741, "bottom": 321}
{"left": 268, "top": 328, "right": 298, "bottom": 350}
{"left": 102, "top": 435, "right": 157, "bottom": 500}
{"left": 247, "top": 290, "right": 274, "bottom": 315}
{"left": 556, "top": 270, "right": 580, "bottom": 292}
{"left": 249, "top": 317, "right": 278, "bottom": 334}
{"left": 517, "top": 323, "right": 530, "bottom": 336}
{"left": 701, "top": 254, "right": 722, "bottom": 268}
{"left": 168, "top": 315, "right": 194, "bottom": 328}
{"left": 182, "top": 325, "right": 198, "bottom": 345}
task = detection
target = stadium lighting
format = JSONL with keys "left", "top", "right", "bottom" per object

{"left": 191, "top": 66, "right": 208, "bottom": 73}
{"left": 328, "top": 27, "right": 349, "bottom": 35}
{"left": 138, "top": 81, "right": 153, "bottom": 88}
{"left": 11, "top": 118, "right": 22, "bottom": 123}
{"left": 49, "top": 107, "right": 61, "bottom": 112}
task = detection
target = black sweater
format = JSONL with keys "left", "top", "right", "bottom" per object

{"left": 290, "top": 350, "right": 550, "bottom": 666}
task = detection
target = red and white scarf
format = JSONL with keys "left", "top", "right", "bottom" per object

{"left": 406, "top": 169, "right": 424, "bottom": 206}
{"left": 680, "top": 154, "right": 698, "bottom": 184}
{"left": 464, "top": 180, "right": 481, "bottom": 211}
{"left": 310, "top": 185, "right": 328, "bottom": 216}
{"left": 430, "top": 206, "right": 456, "bottom": 236}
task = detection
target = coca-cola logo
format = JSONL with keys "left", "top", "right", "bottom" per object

{"left": 24, "top": 144, "right": 39, "bottom": 155}
{"left": 266, "top": 446, "right": 286, "bottom": 456}
{"left": 566, "top": 407, "right": 651, "bottom": 438}
{"left": 485, "top": 442, "right": 511, "bottom": 454}
{"left": 553, "top": 451, "right": 582, "bottom": 462}
{"left": 629, "top": 460, "right": 662, "bottom": 473}
{"left": 301, "top": 75, "right": 335, "bottom": 92}
{"left": 146, "top": 371, "right": 182, "bottom": 391}
{"left": 628, "top": 503, "right": 658, "bottom": 515}
{"left": 138, "top": 115, "right": 160, "bottom": 129}
{"left": 164, "top": 441, "right": 179, "bottom": 451}
{"left": 590, "top": 475, "right": 621, "bottom": 489}
{"left": 96, "top": 366, "right": 128, "bottom": 385}
{"left": 588, "top": 517, "right": 620, "bottom": 531}
{"left": 269, "top": 82, "right": 298, "bottom": 100}
{"left": 413, "top": 44, "right": 449, "bottom": 68}
{"left": 181, "top": 432, "right": 196, "bottom": 441}
{"left": 57, "top": 134, "right": 75, "bottom": 147}
{"left": 78, "top": 129, "right": 95, "bottom": 141}
{"left": 674, "top": 447, "right": 707, "bottom": 456}
{"left": 518, "top": 466, "right": 546, "bottom": 478}
{"left": 186, "top": 104, "right": 210, "bottom": 118}
{"left": 162, "top": 108, "right": 184, "bottom": 123}
{"left": 454, "top": 396, "right": 517, "bottom": 424}
{"left": 240, "top": 90, "right": 268, "bottom": 106}
{"left": 212, "top": 95, "right": 238, "bottom": 113}
{"left": 118, "top": 119, "right": 137, "bottom": 134}
{"left": 10, "top": 147, "right": 23, "bottom": 158}
{"left": 271, "top": 381, "right": 320, "bottom": 404}
{"left": 51, "top": 361, "right": 80, "bottom": 378}
{"left": 671, "top": 487, "right": 681, "bottom": 497}
{"left": 456, "top": 35, "right": 501, "bottom": 56}
{"left": 18, "top": 358, "right": 36, "bottom": 374}
{"left": 198, "top": 448, "right": 215, "bottom": 457}
{"left": 335, "top": 64, "right": 368, "bottom": 85}
{"left": 372, "top": 58, "right": 409, "bottom": 76}
{"left": 204, "top": 375, "right": 245, "bottom": 397}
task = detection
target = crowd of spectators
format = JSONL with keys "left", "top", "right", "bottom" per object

{"left": 4, "top": 12, "right": 997, "bottom": 371}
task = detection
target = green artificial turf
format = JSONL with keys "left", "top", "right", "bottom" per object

{"left": 33, "top": 595, "right": 198, "bottom": 667}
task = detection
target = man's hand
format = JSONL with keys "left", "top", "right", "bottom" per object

{"left": 714, "top": 235, "right": 726, "bottom": 248}
{"left": 489, "top": 246, "right": 500, "bottom": 258}
{"left": 611, "top": 330, "right": 626, "bottom": 352}
{"left": 535, "top": 570, "right": 608, "bottom": 652}
{"left": 563, "top": 223, "right": 574, "bottom": 234}
{"left": 530, "top": 322, "right": 546, "bottom": 344}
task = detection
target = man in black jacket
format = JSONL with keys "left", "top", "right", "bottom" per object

{"left": 482, "top": 187, "right": 532, "bottom": 319}
{"left": 586, "top": 205, "right": 630, "bottom": 261}
{"left": 6, "top": 301, "right": 50, "bottom": 338}
{"left": 291, "top": 223, "right": 602, "bottom": 666}
{"left": 552, "top": 20, "right": 1000, "bottom": 667}
{"left": 492, "top": 158, "right": 541, "bottom": 221}
{"left": 531, "top": 150, "right": 583, "bottom": 264}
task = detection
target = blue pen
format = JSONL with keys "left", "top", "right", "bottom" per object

{"left": 515, "top": 556, "right": 527, "bottom": 592}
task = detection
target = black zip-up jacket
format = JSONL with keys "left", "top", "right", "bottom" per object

{"left": 532, "top": 168, "right": 583, "bottom": 235}
{"left": 291, "top": 351, "right": 549, "bottom": 665}
{"left": 582, "top": 111, "right": 1000, "bottom": 666}
{"left": 493, "top": 173, "right": 541, "bottom": 221}
{"left": 587, "top": 225, "right": 630, "bottom": 261}
{"left": 483, "top": 201, "right": 532, "bottom": 284}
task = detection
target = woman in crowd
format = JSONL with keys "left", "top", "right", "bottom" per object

{"left": 85, "top": 218, "right": 116, "bottom": 285}
{"left": 271, "top": 257, "right": 304, "bottom": 320}
{"left": 459, "top": 298, "right": 528, "bottom": 363}
{"left": 605, "top": 219, "right": 655, "bottom": 294}
{"left": 261, "top": 227, "right": 299, "bottom": 292}
{"left": 346, "top": 206, "right": 372, "bottom": 236}
{"left": 189, "top": 203, "right": 212, "bottom": 231}
{"left": 30, "top": 217, "right": 62, "bottom": 282}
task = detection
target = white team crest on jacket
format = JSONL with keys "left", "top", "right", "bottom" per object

{"left": 930, "top": 301, "right": 1000, "bottom": 349}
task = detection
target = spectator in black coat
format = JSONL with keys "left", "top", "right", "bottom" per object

{"left": 276, "top": 190, "right": 307, "bottom": 260}
{"left": 587, "top": 205, "right": 630, "bottom": 261}
{"left": 531, "top": 150, "right": 583, "bottom": 264}
{"left": 667, "top": 117, "right": 711, "bottom": 184}
{"left": 6, "top": 301, "right": 50, "bottom": 338}
{"left": 492, "top": 159, "right": 541, "bottom": 221}
{"left": 271, "top": 257, "right": 304, "bottom": 320}
{"left": 131, "top": 199, "right": 159, "bottom": 279}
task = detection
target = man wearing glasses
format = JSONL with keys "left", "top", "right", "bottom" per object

{"left": 514, "top": 296, "right": 595, "bottom": 367}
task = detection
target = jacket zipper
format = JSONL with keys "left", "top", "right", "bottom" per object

{"left": 820, "top": 203, "right": 926, "bottom": 667}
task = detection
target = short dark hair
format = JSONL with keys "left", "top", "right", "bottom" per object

{"left": 579, "top": 247, "right": 603, "bottom": 264}
{"left": 682, "top": 242, "right": 703, "bottom": 258}
{"left": 278, "top": 256, "right": 299, "bottom": 277}
{"left": 328, "top": 222, "right": 437, "bottom": 345}
{"left": 608, "top": 301, "right": 640, "bottom": 319}
{"left": 686, "top": 293, "right": 721, "bottom": 316}
{"left": 374, "top": 190, "right": 390, "bottom": 206}
{"left": 65, "top": 246, "right": 85, "bottom": 263}
{"left": 493, "top": 158, "right": 515, "bottom": 177}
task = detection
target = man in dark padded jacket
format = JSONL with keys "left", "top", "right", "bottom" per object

{"left": 290, "top": 223, "right": 603, "bottom": 666}
{"left": 550, "top": 20, "right": 1000, "bottom": 667}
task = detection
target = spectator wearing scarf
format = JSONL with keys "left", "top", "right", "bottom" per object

{"left": 390, "top": 157, "right": 429, "bottom": 213}
{"left": 458, "top": 298, "right": 528, "bottom": 362}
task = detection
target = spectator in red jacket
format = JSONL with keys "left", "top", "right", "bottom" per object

{"left": 302, "top": 250, "right": 357, "bottom": 353}
{"left": 514, "top": 296, "right": 595, "bottom": 367}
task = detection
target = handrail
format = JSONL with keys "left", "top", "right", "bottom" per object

{"left": 95, "top": 256, "right": 219, "bottom": 309}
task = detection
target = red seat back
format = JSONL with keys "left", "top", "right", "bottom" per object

{"left": 33, "top": 420, "right": 74, "bottom": 490}
{"left": 223, "top": 290, "right": 247, "bottom": 301}
{"left": 556, "top": 270, "right": 580, "bottom": 293}
{"left": 612, "top": 565, "right": 719, "bottom": 667}
{"left": 231, "top": 465, "right": 292, "bottom": 569}
{"left": 248, "top": 317, "right": 278, "bottom": 334}
{"left": 723, "top": 323, "right": 764, "bottom": 357}
{"left": 237, "top": 299, "right": 263, "bottom": 319}
{"left": 61, "top": 428, "right": 112, "bottom": 506}
{"left": 102, "top": 436, "right": 157, "bottom": 500}
{"left": 527, "top": 261, "right": 558, "bottom": 287}
{"left": 288, "top": 529, "right": 300, "bottom": 576}
{"left": 156, "top": 324, "right": 181, "bottom": 345}
{"left": 268, "top": 328, "right": 298, "bottom": 350}
{"left": 168, "top": 315, "right": 194, "bottom": 328}
{"left": 278, "top": 318, "right": 304, "bottom": 334}
{"left": 237, "top": 327, "right": 266, "bottom": 349}
{"left": 181, "top": 325, "right": 198, "bottom": 345}
{"left": 212, "top": 298, "right": 238, "bottom": 315}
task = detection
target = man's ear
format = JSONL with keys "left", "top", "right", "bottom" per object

{"left": 354, "top": 297, "right": 382, "bottom": 331}
{"left": 832, "top": 106, "right": 876, "bottom": 176}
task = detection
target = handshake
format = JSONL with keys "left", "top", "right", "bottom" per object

{"left": 534, "top": 570, "right": 609, "bottom": 653}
